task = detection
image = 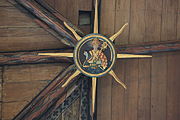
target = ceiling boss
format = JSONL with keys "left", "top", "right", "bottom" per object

{"left": 39, "top": 0, "right": 152, "bottom": 119}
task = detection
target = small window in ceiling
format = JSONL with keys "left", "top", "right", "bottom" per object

{"left": 79, "top": 11, "right": 92, "bottom": 26}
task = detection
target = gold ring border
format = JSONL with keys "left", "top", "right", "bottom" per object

{"left": 74, "top": 34, "right": 116, "bottom": 77}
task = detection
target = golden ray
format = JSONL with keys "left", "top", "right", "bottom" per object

{"left": 109, "top": 70, "right": 127, "bottom": 89}
{"left": 38, "top": 53, "right": 73, "bottom": 57}
{"left": 94, "top": 0, "right": 98, "bottom": 33}
{"left": 117, "top": 54, "right": 152, "bottom": 59}
{"left": 62, "top": 69, "right": 81, "bottom": 87}
{"left": 109, "top": 23, "right": 128, "bottom": 41}
{"left": 92, "top": 77, "right": 97, "bottom": 117}
{"left": 64, "top": 22, "right": 82, "bottom": 40}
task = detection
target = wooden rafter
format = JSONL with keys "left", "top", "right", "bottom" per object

{"left": 13, "top": 64, "right": 89, "bottom": 120}
{"left": 0, "top": 49, "right": 73, "bottom": 66}
{"left": 14, "top": 0, "right": 85, "bottom": 47}
{"left": 116, "top": 40, "right": 180, "bottom": 54}
{"left": 0, "top": 41, "right": 180, "bottom": 66}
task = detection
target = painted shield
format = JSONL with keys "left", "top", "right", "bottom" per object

{"left": 74, "top": 34, "right": 116, "bottom": 77}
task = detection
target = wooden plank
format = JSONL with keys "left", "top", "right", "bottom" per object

{"left": 111, "top": 59, "right": 126, "bottom": 120}
{"left": 0, "top": 35, "right": 65, "bottom": 52}
{"left": 0, "top": 7, "right": 38, "bottom": 27}
{"left": 0, "top": 67, "right": 3, "bottom": 101}
{"left": 129, "top": 0, "right": 146, "bottom": 44}
{"left": 0, "top": 27, "right": 66, "bottom": 51}
{"left": 0, "top": 67, "right": 2, "bottom": 120}
{"left": 161, "top": 0, "right": 178, "bottom": 41}
{"left": 97, "top": 0, "right": 116, "bottom": 119}
{"left": 0, "top": 27, "right": 49, "bottom": 37}
{"left": 13, "top": 65, "right": 78, "bottom": 120}
{"left": 54, "top": 0, "right": 68, "bottom": 19}
{"left": 79, "top": 0, "right": 92, "bottom": 11}
{"left": 3, "top": 63, "right": 66, "bottom": 83}
{"left": 2, "top": 101, "right": 28, "bottom": 120}
{"left": 115, "top": 0, "right": 130, "bottom": 45}
{"left": 124, "top": 59, "right": 139, "bottom": 120}
{"left": 167, "top": 51, "right": 180, "bottom": 120}
{"left": 97, "top": 75, "right": 112, "bottom": 120}
{"left": 151, "top": 53, "right": 167, "bottom": 120}
{"left": 100, "top": 0, "right": 116, "bottom": 36}
{"left": 0, "top": 102, "right": 1, "bottom": 119}
{"left": 0, "top": 67, "right": 1, "bottom": 120}
{"left": 177, "top": 0, "right": 180, "bottom": 40}
{"left": 116, "top": 40, "right": 180, "bottom": 54}
{"left": 0, "top": 3, "right": 71, "bottom": 51}
{"left": 3, "top": 81, "right": 48, "bottom": 102}
{"left": 0, "top": 0, "right": 13, "bottom": 7}
{"left": 34, "top": 0, "right": 85, "bottom": 37}
{"left": 14, "top": 0, "right": 84, "bottom": 47}
{"left": 0, "top": 50, "right": 73, "bottom": 66}
{"left": 44, "top": 0, "right": 55, "bottom": 8}
{"left": 66, "top": 0, "right": 79, "bottom": 25}
{"left": 0, "top": 81, "right": 1, "bottom": 102}
{"left": 55, "top": 0, "right": 79, "bottom": 25}
{"left": 145, "top": 0, "right": 162, "bottom": 42}
{"left": 138, "top": 59, "right": 151, "bottom": 120}
{"left": 0, "top": 67, "right": 2, "bottom": 83}
{"left": 16, "top": 0, "right": 78, "bottom": 47}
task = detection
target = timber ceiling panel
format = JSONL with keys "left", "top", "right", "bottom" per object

{"left": 0, "top": 0, "right": 67, "bottom": 52}
{"left": 2, "top": 63, "right": 68, "bottom": 119}
{"left": 100, "top": 0, "right": 180, "bottom": 45}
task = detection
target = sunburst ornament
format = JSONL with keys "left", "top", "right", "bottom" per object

{"left": 39, "top": 0, "right": 152, "bottom": 118}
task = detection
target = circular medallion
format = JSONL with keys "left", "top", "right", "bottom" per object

{"left": 74, "top": 34, "right": 116, "bottom": 77}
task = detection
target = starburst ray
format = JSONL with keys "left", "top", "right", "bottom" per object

{"left": 62, "top": 69, "right": 81, "bottom": 87}
{"left": 94, "top": 0, "right": 99, "bottom": 33}
{"left": 109, "top": 70, "right": 127, "bottom": 89}
{"left": 117, "top": 54, "right": 152, "bottom": 59}
{"left": 38, "top": 53, "right": 73, "bottom": 57}
{"left": 92, "top": 77, "right": 97, "bottom": 118}
{"left": 64, "top": 22, "right": 82, "bottom": 41}
{"left": 109, "top": 23, "right": 128, "bottom": 41}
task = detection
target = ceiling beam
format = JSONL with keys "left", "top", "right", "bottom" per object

{"left": 0, "top": 40, "right": 180, "bottom": 66}
{"left": 13, "top": 64, "right": 85, "bottom": 120}
{"left": 0, "top": 49, "right": 73, "bottom": 66}
{"left": 116, "top": 40, "right": 180, "bottom": 54}
{"left": 14, "top": 0, "right": 85, "bottom": 47}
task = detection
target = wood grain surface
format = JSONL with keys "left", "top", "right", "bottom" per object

{"left": 97, "top": 52, "right": 180, "bottom": 120}
{"left": 0, "top": 0, "right": 179, "bottom": 120}
{"left": 2, "top": 63, "right": 68, "bottom": 119}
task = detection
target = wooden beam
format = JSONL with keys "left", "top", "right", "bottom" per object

{"left": 14, "top": 0, "right": 84, "bottom": 47}
{"left": 13, "top": 65, "right": 85, "bottom": 120}
{"left": 34, "top": 0, "right": 84, "bottom": 36}
{"left": 0, "top": 49, "right": 73, "bottom": 66}
{"left": 0, "top": 40, "right": 180, "bottom": 65}
{"left": 117, "top": 40, "right": 180, "bottom": 54}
